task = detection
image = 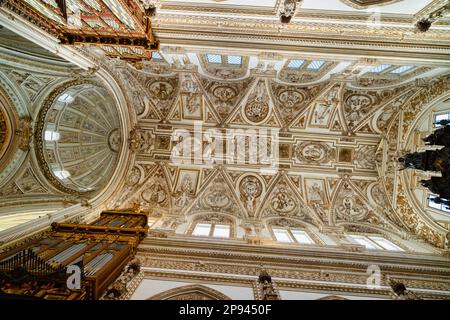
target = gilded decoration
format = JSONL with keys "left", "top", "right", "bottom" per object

{"left": 89, "top": 51, "right": 450, "bottom": 250}
{"left": 243, "top": 80, "right": 271, "bottom": 124}
{"left": 1, "top": 1, "right": 450, "bottom": 302}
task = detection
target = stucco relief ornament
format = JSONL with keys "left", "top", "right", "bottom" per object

{"left": 344, "top": 93, "right": 374, "bottom": 130}
{"left": 294, "top": 142, "right": 334, "bottom": 164}
{"left": 239, "top": 176, "right": 263, "bottom": 216}
{"left": 174, "top": 176, "right": 195, "bottom": 209}
{"left": 141, "top": 0, "right": 161, "bottom": 16}
{"left": 128, "top": 128, "right": 154, "bottom": 153}
{"left": 271, "top": 186, "right": 296, "bottom": 215}
{"left": 279, "top": 0, "right": 303, "bottom": 24}
{"left": 16, "top": 118, "right": 33, "bottom": 151}
{"left": 108, "top": 128, "right": 121, "bottom": 152}
{"left": 335, "top": 186, "right": 368, "bottom": 222}
{"left": 205, "top": 188, "right": 231, "bottom": 211}
{"left": 195, "top": 176, "right": 238, "bottom": 213}
{"left": 145, "top": 77, "right": 178, "bottom": 118}
{"left": 213, "top": 85, "right": 237, "bottom": 118}
{"left": 244, "top": 81, "right": 270, "bottom": 123}
{"left": 355, "top": 145, "right": 376, "bottom": 169}
{"left": 127, "top": 167, "right": 142, "bottom": 186}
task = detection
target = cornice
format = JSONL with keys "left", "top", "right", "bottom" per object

{"left": 154, "top": 32, "right": 450, "bottom": 63}
{"left": 139, "top": 269, "right": 395, "bottom": 299}
{"left": 138, "top": 237, "right": 450, "bottom": 274}
{"left": 0, "top": 50, "right": 76, "bottom": 76}
{"left": 137, "top": 264, "right": 450, "bottom": 298}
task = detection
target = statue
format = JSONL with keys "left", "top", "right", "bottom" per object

{"left": 420, "top": 177, "right": 450, "bottom": 199}
{"left": 398, "top": 147, "right": 450, "bottom": 173}
{"left": 399, "top": 121, "right": 450, "bottom": 199}
{"left": 423, "top": 122, "right": 450, "bottom": 147}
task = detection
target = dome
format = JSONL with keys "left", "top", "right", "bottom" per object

{"left": 38, "top": 82, "right": 121, "bottom": 193}
{"left": 0, "top": 100, "right": 12, "bottom": 162}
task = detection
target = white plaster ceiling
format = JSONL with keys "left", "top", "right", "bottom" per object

{"left": 301, "top": 0, "right": 434, "bottom": 14}
{"left": 163, "top": 0, "right": 434, "bottom": 15}
{"left": 163, "top": 0, "right": 277, "bottom": 7}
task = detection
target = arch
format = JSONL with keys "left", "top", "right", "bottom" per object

{"left": 317, "top": 295, "right": 349, "bottom": 300}
{"left": 0, "top": 86, "right": 18, "bottom": 170}
{"left": 265, "top": 217, "right": 323, "bottom": 245}
{"left": 264, "top": 216, "right": 316, "bottom": 230}
{"left": 147, "top": 284, "right": 232, "bottom": 300}
{"left": 338, "top": 222, "right": 410, "bottom": 251}
{"left": 0, "top": 75, "right": 28, "bottom": 187}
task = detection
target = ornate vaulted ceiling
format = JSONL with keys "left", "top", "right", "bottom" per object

{"left": 0, "top": 0, "right": 449, "bottom": 252}
{"left": 73, "top": 44, "right": 449, "bottom": 249}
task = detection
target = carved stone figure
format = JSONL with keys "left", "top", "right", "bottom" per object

{"left": 398, "top": 147, "right": 450, "bottom": 174}
{"left": 244, "top": 80, "right": 270, "bottom": 123}
{"left": 422, "top": 124, "right": 450, "bottom": 147}
{"left": 239, "top": 176, "right": 263, "bottom": 216}
{"left": 421, "top": 177, "right": 450, "bottom": 199}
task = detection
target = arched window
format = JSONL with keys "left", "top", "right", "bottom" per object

{"left": 189, "top": 214, "right": 234, "bottom": 239}
{"left": 347, "top": 234, "right": 404, "bottom": 251}
{"left": 272, "top": 227, "right": 315, "bottom": 244}
{"left": 148, "top": 285, "right": 231, "bottom": 300}
{"left": 268, "top": 218, "right": 317, "bottom": 245}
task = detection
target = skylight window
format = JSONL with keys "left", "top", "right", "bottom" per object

{"left": 212, "top": 224, "right": 230, "bottom": 238}
{"left": 227, "top": 55, "right": 242, "bottom": 65}
{"left": 428, "top": 196, "right": 450, "bottom": 213}
{"left": 348, "top": 235, "right": 404, "bottom": 251}
{"left": 273, "top": 229, "right": 293, "bottom": 243}
{"left": 148, "top": 218, "right": 157, "bottom": 227}
{"left": 307, "top": 60, "right": 325, "bottom": 70}
{"left": 390, "top": 65, "right": 414, "bottom": 74}
{"left": 44, "top": 130, "right": 60, "bottom": 141}
{"left": 206, "top": 54, "right": 222, "bottom": 64}
{"left": 369, "top": 236, "right": 403, "bottom": 251}
{"left": 287, "top": 59, "right": 305, "bottom": 69}
{"left": 348, "top": 235, "right": 379, "bottom": 250}
{"left": 291, "top": 230, "right": 315, "bottom": 244}
{"left": 273, "top": 228, "right": 315, "bottom": 244}
{"left": 191, "top": 222, "right": 231, "bottom": 238}
{"left": 434, "top": 112, "right": 450, "bottom": 126}
{"left": 54, "top": 170, "right": 71, "bottom": 180}
{"left": 192, "top": 223, "right": 211, "bottom": 236}
{"left": 152, "top": 52, "right": 163, "bottom": 60}
{"left": 368, "top": 64, "right": 391, "bottom": 73}
{"left": 58, "top": 93, "right": 74, "bottom": 103}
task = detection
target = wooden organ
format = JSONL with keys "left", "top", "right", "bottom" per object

{"left": 0, "top": 210, "right": 148, "bottom": 300}
{"left": 0, "top": 0, "right": 159, "bottom": 64}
